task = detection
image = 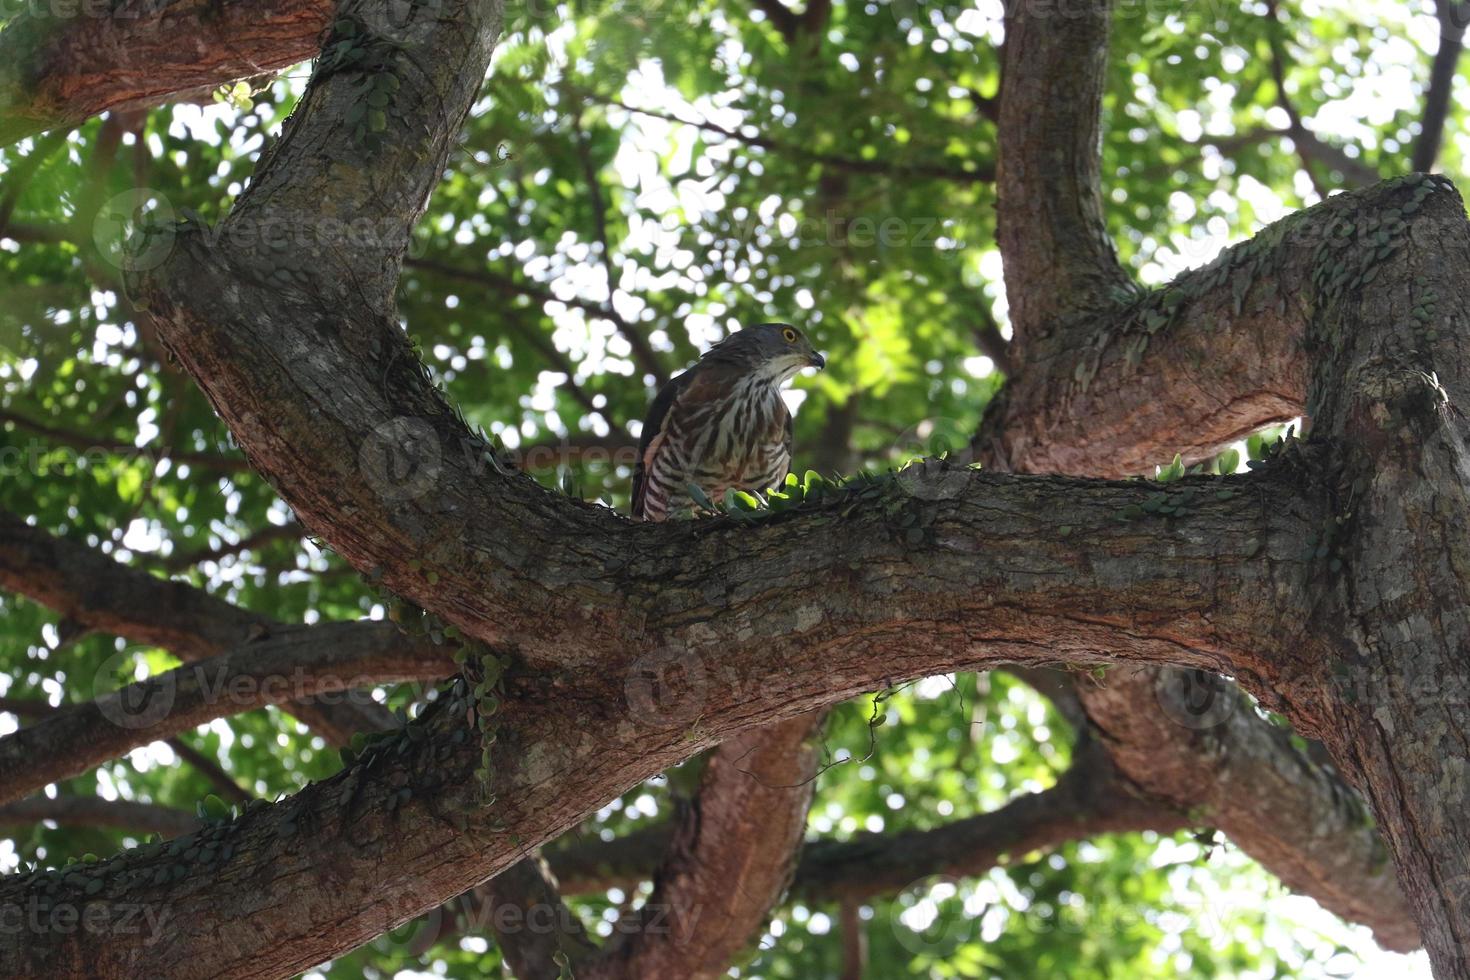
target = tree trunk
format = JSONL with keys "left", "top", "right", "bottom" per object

{"left": 1293, "top": 173, "right": 1470, "bottom": 978}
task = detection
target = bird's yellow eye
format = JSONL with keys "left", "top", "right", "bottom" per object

{"left": 782, "top": 328, "right": 798, "bottom": 343}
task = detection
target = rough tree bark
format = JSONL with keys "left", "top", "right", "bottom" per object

{"left": 1290, "top": 176, "right": 1470, "bottom": 978}
{"left": 0, "top": 0, "right": 333, "bottom": 146}
{"left": 1, "top": 0, "right": 1469, "bottom": 976}
{"left": 985, "top": 2, "right": 1470, "bottom": 974}
{"left": 581, "top": 712, "right": 826, "bottom": 979}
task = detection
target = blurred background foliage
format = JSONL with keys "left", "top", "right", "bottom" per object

{"left": 0, "top": 0, "right": 1455, "bottom": 974}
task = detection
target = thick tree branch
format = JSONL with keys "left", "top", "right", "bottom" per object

{"left": 983, "top": 13, "right": 1430, "bottom": 950}
{"left": 0, "top": 698, "right": 49, "bottom": 718}
{"left": 0, "top": 0, "right": 331, "bottom": 146}
{"left": 139, "top": 194, "right": 1335, "bottom": 690}
{"left": 981, "top": 3, "right": 1456, "bottom": 965}
{"left": 1077, "top": 665, "right": 1417, "bottom": 952}
{"left": 0, "top": 509, "right": 270, "bottom": 658}
{"left": 544, "top": 716, "right": 1415, "bottom": 949}
{"left": 38, "top": 0, "right": 1452, "bottom": 963}
{"left": 995, "top": 0, "right": 1136, "bottom": 342}
{"left": 839, "top": 898, "right": 864, "bottom": 980}
{"left": 1288, "top": 174, "right": 1470, "bottom": 977}
{"left": 584, "top": 712, "right": 824, "bottom": 979}
{"left": 977, "top": 180, "right": 1426, "bottom": 476}
{"left": 0, "top": 621, "right": 453, "bottom": 807}
{"left": 0, "top": 508, "right": 396, "bottom": 742}
{"left": 0, "top": 458, "right": 1326, "bottom": 977}
{"left": 543, "top": 825, "right": 670, "bottom": 897}
{"left": 547, "top": 739, "right": 1179, "bottom": 903}
{"left": 981, "top": 5, "right": 1429, "bottom": 478}
{"left": 0, "top": 696, "right": 253, "bottom": 804}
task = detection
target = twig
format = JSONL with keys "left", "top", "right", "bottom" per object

{"left": 158, "top": 521, "right": 304, "bottom": 572}
{"left": 0, "top": 409, "right": 249, "bottom": 471}
{"left": 586, "top": 92, "right": 996, "bottom": 185}
{"left": 1263, "top": 1, "right": 1379, "bottom": 190}
{"left": 164, "top": 738, "right": 254, "bottom": 804}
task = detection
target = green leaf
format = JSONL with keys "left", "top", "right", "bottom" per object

{"left": 724, "top": 488, "right": 761, "bottom": 513}
{"left": 1156, "top": 454, "right": 1185, "bottom": 483}
{"left": 686, "top": 482, "right": 715, "bottom": 512}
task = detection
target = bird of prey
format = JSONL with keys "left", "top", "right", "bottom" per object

{"left": 632, "top": 323, "right": 825, "bottom": 521}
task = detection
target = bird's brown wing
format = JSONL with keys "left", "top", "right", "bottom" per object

{"left": 779, "top": 403, "right": 793, "bottom": 484}
{"left": 631, "top": 367, "right": 696, "bottom": 520}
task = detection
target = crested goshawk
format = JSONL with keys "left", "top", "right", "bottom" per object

{"left": 632, "top": 323, "right": 825, "bottom": 521}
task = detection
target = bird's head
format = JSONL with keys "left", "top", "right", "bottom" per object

{"left": 703, "top": 322, "right": 826, "bottom": 383}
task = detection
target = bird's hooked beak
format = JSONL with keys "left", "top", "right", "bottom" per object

{"left": 808, "top": 351, "right": 826, "bottom": 370}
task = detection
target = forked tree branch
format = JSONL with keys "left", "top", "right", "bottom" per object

{"left": 0, "top": 456, "right": 1330, "bottom": 977}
